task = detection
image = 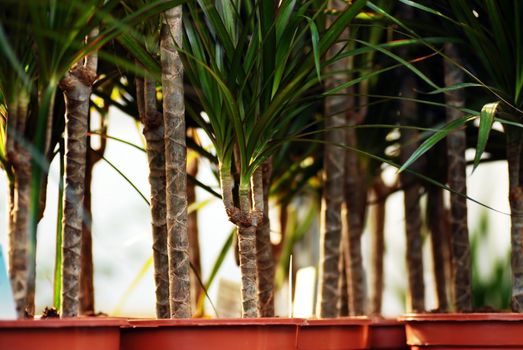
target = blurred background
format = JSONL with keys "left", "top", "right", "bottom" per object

{"left": 0, "top": 107, "right": 511, "bottom": 317}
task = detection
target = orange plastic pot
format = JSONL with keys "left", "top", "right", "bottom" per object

{"left": 121, "top": 317, "right": 303, "bottom": 350}
{"left": 298, "top": 318, "right": 370, "bottom": 350}
{"left": 402, "top": 313, "right": 523, "bottom": 349}
{"left": 0, "top": 318, "right": 126, "bottom": 350}
{"left": 369, "top": 318, "right": 407, "bottom": 350}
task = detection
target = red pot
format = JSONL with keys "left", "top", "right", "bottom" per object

{"left": 121, "top": 317, "right": 303, "bottom": 350}
{"left": 369, "top": 318, "right": 407, "bottom": 350}
{"left": 402, "top": 313, "right": 523, "bottom": 349}
{"left": 0, "top": 318, "right": 125, "bottom": 350}
{"left": 298, "top": 318, "right": 370, "bottom": 350}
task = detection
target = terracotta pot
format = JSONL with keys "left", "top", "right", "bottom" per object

{"left": 402, "top": 313, "right": 523, "bottom": 349}
{"left": 298, "top": 318, "right": 370, "bottom": 350}
{"left": 0, "top": 318, "right": 126, "bottom": 350}
{"left": 121, "top": 317, "right": 303, "bottom": 350}
{"left": 369, "top": 318, "right": 407, "bottom": 350}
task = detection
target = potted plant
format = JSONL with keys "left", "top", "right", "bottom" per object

{"left": 0, "top": 0, "right": 181, "bottom": 348}
{"left": 382, "top": 0, "right": 523, "bottom": 348}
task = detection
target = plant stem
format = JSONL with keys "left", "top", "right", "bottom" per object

{"left": 444, "top": 43, "right": 472, "bottom": 312}
{"left": 256, "top": 161, "right": 275, "bottom": 317}
{"left": 400, "top": 73, "right": 425, "bottom": 313}
{"left": 427, "top": 186, "right": 449, "bottom": 312}
{"left": 7, "top": 95, "right": 31, "bottom": 319}
{"left": 506, "top": 125, "right": 523, "bottom": 311}
{"left": 370, "top": 178, "right": 386, "bottom": 315}
{"left": 345, "top": 127, "right": 366, "bottom": 316}
{"left": 140, "top": 75, "right": 171, "bottom": 319}
{"left": 316, "top": 0, "right": 347, "bottom": 318}
{"left": 59, "top": 35, "right": 98, "bottom": 316}
{"left": 161, "top": 4, "right": 190, "bottom": 318}
{"left": 238, "top": 181, "right": 259, "bottom": 318}
{"left": 187, "top": 147, "right": 202, "bottom": 311}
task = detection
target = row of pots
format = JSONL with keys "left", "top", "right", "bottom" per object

{"left": 1, "top": 313, "right": 522, "bottom": 350}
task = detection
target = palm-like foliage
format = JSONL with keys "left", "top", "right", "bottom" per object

{"left": 0, "top": 0, "right": 188, "bottom": 318}
{"left": 181, "top": 0, "right": 367, "bottom": 316}
{"left": 392, "top": 0, "right": 523, "bottom": 312}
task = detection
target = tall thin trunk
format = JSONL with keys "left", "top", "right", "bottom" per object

{"left": 59, "top": 29, "right": 98, "bottom": 317}
{"left": 139, "top": 76, "right": 171, "bottom": 318}
{"left": 370, "top": 178, "right": 387, "bottom": 315}
{"left": 6, "top": 99, "right": 18, "bottom": 312}
{"left": 8, "top": 181, "right": 15, "bottom": 261}
{"left": 444, "top": 43, "right": 472, "bottom": 312}
{"left": 506, "top": 125, "right": 523, "bottom": 311}
{"left": 427, "top": 186, "right": 449, "bottom": 312}
{"left": 79, "top": 110, "right": 106, "bottom": 315}
{"left": 80, "top": 148, "right": 96, "bottom": 315}
{"left": 317, "top": 0, "right": 347, "bottom": 318}
{"left": 12, "top": 154, "right": 31, "bottom": 318}
{"left": 345, "top": 127, "right": 366, "bottom": 316}
{"left": 187, "top": 146, "right": 202, "bottom": 312}
{"left": 161, "top": 5, "right": 190, "bottom": 318}
{"left": 339, "top": 238, "right": 350, "bottom": 316}
{"left": 256, "top": 159, "right": 275, "bottom": 317}
{"left": 7, "top": 95, "right": 32, "bottom": 319}
{"left": 219, "top": 160, "right": 262, "bottom": 318}
{"left": 238, "top": 183, "right": 260, "bottom": 318}
{"left": 399, "top": 74, "right": 425, "bottom": 313}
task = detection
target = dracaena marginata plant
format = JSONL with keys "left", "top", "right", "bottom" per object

{"left": 0, "top": 0, "right": 188, "bottom": 318}
{"left": 377, "top": 0, "right": 523, "bottom": 312}
{"left": 179, "top": 0, "right": 371, "bottom": 317}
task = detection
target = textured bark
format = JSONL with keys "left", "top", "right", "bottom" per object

{"left": 79, "top": 110, "right": 106, "bottom": 315}
{"left": 506, "top": 125, "right": 523, "bottom": 311}
{"left": 6, "top": 100, "right": 18, "bottom": 314}
{"left": 7, "top": 97, "right": 32, "bottom": 319}
{"left": 187, "top": 148, "right": 202, "bottom": 311}
{"left": 139, "top": 76, "right": 170, "bottom": 319}
{"left": 427, "top": 186, "right": 449, "bottom": 312}
{"left": 161, "top": 5, "right": 190, "bottom": 318}
{"left": 399, "top": 74, "right": 425, "bottom": 313}
{"left": 11, "top": 153, "right": 31, "bottom": 318}
{"left": 238, "top": 224, "right": 259, "bottom": 318}
{"left": 60, "top": 58, "right": 97, "bottom": 317}
{"left": 345, "top": 127, "right": 366, "bottom": 316}
{"left": 316, "top": 0, "right": 347, "bottom": 318}
{"left": 256, "top": 160, "right": 275, "bottom": 317}
{"left": 444, "top": 43, "right": 472, "bottom": 312}
{"left": 370, "top": 179, "right": 386, "bottom": 315}
{"left": 8, "top": 181, "right": 15, "bottom": 260}
{"left": 339, "top": 238, "right": 350, "bottom": 316}
{"left": 238, "top": 185, "right": 259, "bottom": 318}
{"left": 80, "top": 148, "right": 95, "bottom": 315}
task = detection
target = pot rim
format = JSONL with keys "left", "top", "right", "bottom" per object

{"left": 0, "top": 317, "right": 127, "bottom": 328}
{"left": 400, "top": 312, "right": 523, "bottom": 322}
{"left": 302, "top": 316, "right": 370, "bottom": 326}
{"left": 126, "top": 317, "right": 306, "bottom": 328}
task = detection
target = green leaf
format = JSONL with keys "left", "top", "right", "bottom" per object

{"left": 53, "top": 139, "right": 65, "bottom": 310}
{"left": 399, "top": 115, "right": 475, "bottom": 173}
{"left": 102, "top": 156, "right": 150, "bottom": 206}
{"left": 304, "top": 16, "right": 321, "bottom": 82}
{"left": 473, "top": 102, "right": 500, "bottom": 172}
{"left": 355, "top": 39, "right": 439, "bottom": 90}
{"left": 427, "top": 82, "right": 483, "bottom": 95}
